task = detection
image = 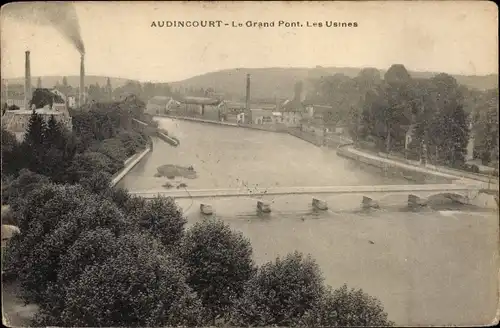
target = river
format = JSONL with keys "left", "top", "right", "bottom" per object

{"left": 119, "top": 117, "right": 499, "bottom": 326}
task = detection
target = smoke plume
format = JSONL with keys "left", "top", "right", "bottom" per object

{"left": 5, "top": 2, "right": 85, "bottom": 55}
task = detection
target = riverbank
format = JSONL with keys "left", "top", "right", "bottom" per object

{"left": 111, "top": 147, "right": 152, "bottom": 187}
{"left": 157, "top": 114, "right": 350, "bottom": 146}
{"left": 156, "top": 114, "right": 290, "bottom": 133}
{"left": 339, "top": 146, "right": 499, "bottom": 186}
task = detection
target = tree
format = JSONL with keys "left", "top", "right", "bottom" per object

{"left": 93, "top": 137, "right": 128, "bottom": 163}
{"left": 355, "top": 68, "right": 382, "bottom": 95}
{"left": 382, "top": 64, "right": 413, "bottom": 152}
{"left": 131, "top": 196, "right": 187, "bottom": 249}
{"left": 106, "top": 77, "right": 113, "bottom": 100}
{"left": 33, "top": 228, "right": 120, "bottom": 322}
{"left": 66, "top": 151, "right": 123, "bottom": 182}
{"left": 37, "top": 77, "right": 42, "bottom": 88}
{"left": 1, "top": 169, "right": 50, "bottom": 205}
{"left": 38, "top": 232, "right": 205, "bottom": 327}
{"left": 230, "top": 251, "right": 324, "bottom": 327}
{"left": 361, "top": 86, "right": 389, "bottom": 150}
{"left": 294, "top": 81, "right": 303, "bottom": 102}
{"left": 299, "top": 285, "right": 394, "bottom": 327}
{"left": 180, "top": 218, "right": 255, "bottom": 323}
{"left": 1, "top": 128, "right": 22, "bottom": 176}
{"left": 22, "top": 111, "right": 47, "bottom": 172}
{"left": 5, "top": 184, "right": 102, "bottom": 303}
{"left": 41, "top": 115, "right": 67, "bottom": 178}
{"left": 18, "top": 191, "right": 130, "bottom": 305}
{"left": 427, "top": 74, "right": 468, "bottom": 166}
{"left": 473, "top": 89, "right": 499, "bottom": 165}
{"left": 79, "top": 171, "right": 113, "bottom": 195}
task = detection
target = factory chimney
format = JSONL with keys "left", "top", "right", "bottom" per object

{"left": 245, "top": 74, "right": 251, "bottom": 124}
{"left": 79, "top": 54, "right": 85, "bottom": 107}
{"left": 25, "top": 51, "right": 32, "bottom": 110}
{"left": 245, "top": 74, "right": 251, "bottom": 110}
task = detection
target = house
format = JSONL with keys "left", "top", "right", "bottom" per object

{"left": 180, "top": 96, "right": 227, "bottom": 116}
{"left": 250, "top": 108, "right": 275, "bottom": 124}
{"left": 146, "top": 96, "right": 180, "bottom": 115}
{"left": 304, "top": 104, "right": 333, "bottom": 121}
{"left": 5, "top": 97, "right": 26, "bottom": 109}
{"left": 236, "top": 112, "right": 245, "bottom": 124}
{"left": 67, "top": 96, "right": 77, "bottom": 108}
{"left": 2, "top": 88, "right": 73, "bottom": 141}
{"left": 277, "top": 99, "right": 305, "bottom": 127}
{"left": 2, "top": 108, "right": 73, "bottom": 142}
{"left": 65, "top": 91, "right": 89, "bottom": 109}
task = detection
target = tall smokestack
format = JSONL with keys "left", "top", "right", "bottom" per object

{"left": 25, "top": 51, "right": 31, "bottom": 110}
{"left": 245, "top": 74, "right": 251, "bottom": 124}
{"left": 245, "top": 74, "right": 251, "bottom": 110}
{"left": 80, "top": 54, "right": 85, "bottom": 107}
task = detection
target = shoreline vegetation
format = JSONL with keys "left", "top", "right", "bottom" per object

{"left": 0, "top": 96, "right": 391, "bottom": 327}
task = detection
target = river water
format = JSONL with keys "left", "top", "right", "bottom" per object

{"left": 120, "top": 117, "right": 499, "bottom": 326}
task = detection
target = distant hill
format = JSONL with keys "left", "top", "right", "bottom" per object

{"left": 5, "top": 68, "right": 497, "bottom": 101}
{"left": 168, "top": 67, "right": 499, "bottom": 100}
{"left": 4, "top": 75, "right": 134, "bottom": 89}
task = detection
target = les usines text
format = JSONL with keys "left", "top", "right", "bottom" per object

{"left": 151, "top": 20, "right": 358, "bottom": 28}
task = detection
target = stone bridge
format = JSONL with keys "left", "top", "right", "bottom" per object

{"left": 129, "top": 183, "right": 496, "bottom": 214}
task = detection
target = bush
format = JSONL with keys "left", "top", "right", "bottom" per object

{"left": 131, "top": 196, "right": 187, "bottom": 249}
{"left": 229, "top": 251, "right": 324, "bottom": 327}
{"left": 33, "top": 228, "right": 119, "bottom": 321}
{"left": 41, "top": 232, "right": 205, "bottom": 327}
{"left": 94, "top": 137, "right": 128, "bottom": 163}
{"left": 299, "top": 285, "right": 394, "bottom": 327}
{"left": 180, "top": 218, "right": 255, "bottom": 323}
{"left": 67, "top": 151, "right": 123, "bottom": 181}
{"left": 118, "top": 130, "right": 148, "bottom": 157}
{"left": 1, "top": 169, "right": 50, "bottom": 206}
{"left": 104, "top": 186, "right": 132, "bottom": 209}
{"left": 79, "top": 171, "right": 113, "bottom": 195}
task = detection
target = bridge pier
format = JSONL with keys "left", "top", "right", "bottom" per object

{"left": 408, "top": 194, "right": 428, "bottom": 210}
{"left": 257, "top": 201, "right": 271, "bottom": 213}
{"left": 312, "top": 198, "right": 328, "bottom": 210}
{"left": 362, "top": 196, "right": 379, "bottom": 210}
{"left": 200, "top": 203, "right": 214, "bottom": 215}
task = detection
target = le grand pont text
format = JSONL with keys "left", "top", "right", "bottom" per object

{"left": 151, "top": 20, "right": 358, "bottom": 28}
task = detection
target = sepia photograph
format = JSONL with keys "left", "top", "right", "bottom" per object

{"left": 1, "top": 1, "right": 498, "bottom": 327}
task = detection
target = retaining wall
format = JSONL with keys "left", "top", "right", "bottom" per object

{"left": 111, "top": 147, "right": 152, "bottom": 187}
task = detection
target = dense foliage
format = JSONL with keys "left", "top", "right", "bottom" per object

{"left": 180, "top": 218, "right": 255, "bottom": 323}
{"left": 299, "top": 285, "right": 395, "bottom": 327}
{"left": 1, "top": 97, "right": 149, "bottom": 183}
{"left": 306, "top": 65, "right": 498, "bottom": 168}
{"left": 230, "top": 251, "right": 324, "bottom": 326}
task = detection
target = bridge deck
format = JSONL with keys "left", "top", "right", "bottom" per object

{"left": 129, "top": 183, "right": 490, "bottom": 199}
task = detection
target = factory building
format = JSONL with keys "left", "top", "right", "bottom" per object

{"left": 1, "top": 51, "right": 75, "bottom": 141}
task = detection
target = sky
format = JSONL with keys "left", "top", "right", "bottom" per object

{"left": 1, "top": 1, "right": 498, "bottom": 83}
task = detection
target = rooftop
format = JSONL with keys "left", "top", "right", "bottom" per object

{"left": 148, "top": 96, "right": 173, "bottom": 106}
{"left": 5, "top": 108, "right": 67, "bottom": 115}
{"left": 181, "top": 96, "right": 221, "bottom": 106}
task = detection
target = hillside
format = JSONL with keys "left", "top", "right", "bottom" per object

{"left": 4, "top": 68, "right": 497, "bottom": 101}
{"left": 4, "top": 75, "right": 134, "bottom": 89}
{"left": 168, "top": 67, "right": 499, "bottom": 100}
